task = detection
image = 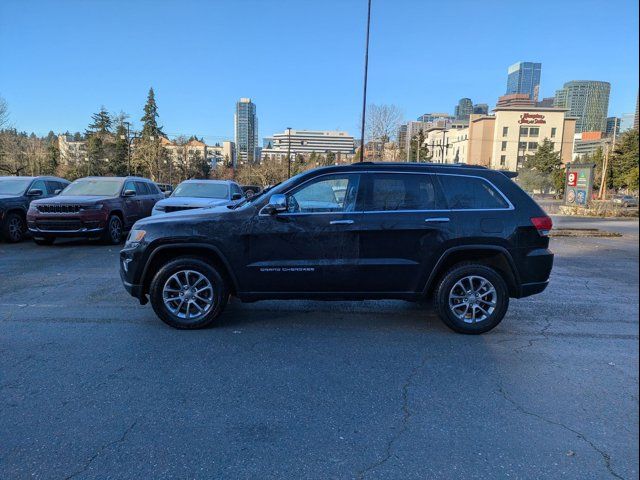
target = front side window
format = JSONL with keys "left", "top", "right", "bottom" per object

{"left": 135, "top": 182, "right": 150, "bottom": 195}
{"left": 286, "top": 174, "right": 360, "bottom": 213}
{"left": 29, "top": 180, "right": 47, "bottom": 194}
{"left": 62, "top": 179, "right": 124, "bottom": 196}
{"left": 365, "top": 173, "right": 443, "bottom": 211}
{"left": 123, "top": 181, "right": 138, "bottom": 195}
{"left": 438, "top": 175, "right": 510, "bottom": 210}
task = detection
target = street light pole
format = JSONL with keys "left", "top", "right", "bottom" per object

{"left": 287, "top": 127, "right": 292, "bottom": 178}
{"left": 359, "top": 0, "right": 372, "bottom": 163}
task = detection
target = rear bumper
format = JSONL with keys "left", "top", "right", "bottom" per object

{"left": 518, "top": 280, "right": 550, "bottom": 298}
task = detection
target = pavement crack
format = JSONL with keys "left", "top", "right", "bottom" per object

{"left": 356, "top": 354, "right": 429, "bottom": 479}
{"left": 64, "top": 421, "right": 137, "bottom": 480}
{"left": 498, "top": 386, "right": 625, "bottom": 480}
{"left": 514, "top": 317, "right": 552, "bottom": 353}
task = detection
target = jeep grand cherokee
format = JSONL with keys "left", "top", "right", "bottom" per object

{"left": 120, "top": 163, "right": 554, "bottom": 334}
{"left": 28, "top": 176, "right": 163, "bottom": 245}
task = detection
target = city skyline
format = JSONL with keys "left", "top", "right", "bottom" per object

{"left": 0, "top": 0, "right": 638, "bottom": 140}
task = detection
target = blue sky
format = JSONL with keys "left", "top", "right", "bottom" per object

{"left": 1, "top": 0, "right": 638, "bottom": 142}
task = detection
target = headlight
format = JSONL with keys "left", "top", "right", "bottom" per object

{"left": 80, "top": 203, "right": 104, "bottom": 211}
{"left": 125, "top": 229, "right": 146, "bottom": 248}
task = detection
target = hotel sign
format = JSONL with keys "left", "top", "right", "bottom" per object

{"left": 518, "top": 113, "right": 546, "bottom": 124}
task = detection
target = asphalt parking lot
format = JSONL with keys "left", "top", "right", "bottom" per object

{"left": 1, "top": 216, "right": 638, "bottom": 480}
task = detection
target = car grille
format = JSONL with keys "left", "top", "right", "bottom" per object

{"left": 36, "top": 220, "right": 83, "bottom": 231}
{"left": 164, "top": 206, "right": 200, "bottom": 213}
{"left": 37, "top": 204, "right": 82, "bottom": 213}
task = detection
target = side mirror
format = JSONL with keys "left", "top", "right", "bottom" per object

{"left": 264, "top": 193, "right": 287, "bottom": 215}
{"left": 164, "top": 191, "right": 172, "bottom": 198}
{"left": 123, "top": 189, "right": 136, "bottom": 197}
{"left": 27, "top": 189, "right": 43, "bottom": 196}
{"left": 54, "top": 189, "right": 62, "bottom": 195}
{"left": 231, "top": 193, "right": 243, "bottom": 201}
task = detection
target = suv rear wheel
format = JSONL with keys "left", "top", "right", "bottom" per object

{"left": 435, "top": 263, "right": 509, "bottom": 334}
{"left": 2, "top": 212, "right": 26, "bottom": 243}
{"left": 149, "top": 257, "right": 228, "bottom": 329}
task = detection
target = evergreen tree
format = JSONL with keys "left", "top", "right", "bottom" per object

{"left": 610, "top": 129, "right": 639, "bottom": 191}
{"left": 523, "top": 139, "right": 562, "bottom": 174}
{"left": 140, "top": 88, "right": 164, "bottom": 139}
{"left": 112, "top": 114, "right": 130, "bottom": 176}
{"left": 85, "top": 106, "right": 114, "bottom": 175}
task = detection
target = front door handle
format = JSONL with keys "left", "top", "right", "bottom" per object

{"left": 330, "top": 219, "right": 354, "bottom": 225}
{"left": 425, "top": 217, "right": 450, "bottom": 223}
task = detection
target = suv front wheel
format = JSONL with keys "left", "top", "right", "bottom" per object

{"left": 149, "top": 257, "right": 228, "bottom": 329}
{"left": 435, "top": 263, "right": 509, "bottom": 334}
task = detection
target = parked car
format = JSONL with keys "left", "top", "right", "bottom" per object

{"left": 151, "top": 179, "right": 244, "bottom": 215}
{"left": 156, "top": 183, "right": 174, "bottom": 197}
{"left": 27, "top": 176, "right": 163, "bottom": 245}
{"left": 0, "top": 176, "right": 70, "bottom": 242}
{"left": 120, "top": 162, "right": 554, "bottom": 334}
{"left": 612, "top": 195, "right": 638, "bottom": 208}
{"left": 241, "top": 185, "right": 263, "bottom": 198}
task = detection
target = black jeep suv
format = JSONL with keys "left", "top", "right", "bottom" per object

{"left": 0, "top": 176, "right": 70, "bottom": 242}
{"left": 120, "top": 163, "right": 554, "bottom": 334}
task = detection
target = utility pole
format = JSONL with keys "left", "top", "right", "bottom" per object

{"left": 287, "top": 127, "right": 292, "bottom": 178}
{"left": 359, "top": 0, "right": 372, "bottom": 163}
{"left": 599, "top": 117, "right": 618, "bottom": 200}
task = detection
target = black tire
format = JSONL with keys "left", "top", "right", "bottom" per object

{"left": 33, "top": 237, "right": 55, "bottom": 246}
{"left": 2, "top": 212, "right": 26, "bottom": 243}
{"left": 102, "top": 214, "right": 123, "bottom": 245}
{"left": 434, "top": 263, "right": 509, "bottom": 334}
{"left": 149, "top": 257, "right": 228, "bottom": 329}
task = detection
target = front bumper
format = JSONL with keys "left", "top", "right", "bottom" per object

{"left": 120, "top": 246, "right": 148, "bottom": 304}
{"left": 27, "top": 211, "right": 108, "bottom": 237}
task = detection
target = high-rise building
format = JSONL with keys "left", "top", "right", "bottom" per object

{"left": 472, "top": 104, "right": 489, "bottom": 115}
{"left": 506, "top": 62, "right": 542, "bottom": 102}
{"left": 234, "top": 98, "right": 259, "bottom": 165}
{"left": 454, "top": 98, "right": 473, "bottom": 121}
{"left": 605, "top": 117, "right": 622, "bottom": 138}
{"left": 554, "top": 81, "right": 611, "bottom": 133}
{"left": 260, "top": 129, "right": 355, "bottom": 161}
{"left": 417, "top": 112, "right": 454, "bottom": 123}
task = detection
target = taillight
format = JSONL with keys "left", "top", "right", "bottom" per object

{"left": 531, "top": 216, "right": 553, "bottom": 236}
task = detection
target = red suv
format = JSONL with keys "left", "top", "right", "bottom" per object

{"left": 27, "top": 176, "right": 163, "bottom": 245}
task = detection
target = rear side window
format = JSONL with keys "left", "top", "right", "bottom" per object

{"left": 135, "top": 182, "right": 150, "bottom": 195}
{"left": 365, "top": 173, "right": 443, "bottom": 211}
{"left": 438, "top": 175, "right": 510, "bottom": 210}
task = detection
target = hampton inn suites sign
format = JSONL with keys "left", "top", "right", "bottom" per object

{"left": 518, "top": 113, "right": 547, "bottom": 124}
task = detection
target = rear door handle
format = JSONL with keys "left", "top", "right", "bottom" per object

{"left": 330, "top": 219, "right": 354, "bottom": 225}
{"left": 425, "top": 217, "right": 450, "bottom": 223}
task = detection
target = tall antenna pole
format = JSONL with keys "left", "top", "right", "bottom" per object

{"left": 359, "top": 0, "right": 372, "bottom": 163}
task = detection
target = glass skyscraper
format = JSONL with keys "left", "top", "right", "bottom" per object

{"left": 506, "top": 62, "right": 542, "bottom": 102}
{"left": 554, "top": 81, "right": 611, "bottom": 133}
{"left": 234, "top": 98, "right": 259, "bottom": 165}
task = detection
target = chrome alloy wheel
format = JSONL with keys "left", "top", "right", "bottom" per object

{"left": 162, "top": 270, "right": 215, "bottom": 321}
{"left": 110, "top": 217, "right": 122, "bottom": 242}
{"left": 448, "top": 275, "right": 497, "bottom": 324}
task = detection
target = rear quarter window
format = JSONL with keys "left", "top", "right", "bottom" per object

{"left": 438, "top": 174, "right": 510, "bottom": 210}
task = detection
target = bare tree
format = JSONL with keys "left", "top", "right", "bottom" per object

{"left": 0, "top": 96, "right": 8, "bottom": 129}
{"left": 365, "top": 104, "right": 403, "bottom": 160}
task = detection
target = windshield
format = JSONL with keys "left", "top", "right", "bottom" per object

{"left": 172, "top": 182, "right": 229, "bottom": 199}
{"left": 62, "top": 179, "right": 123, "bottom": 196}
{"left": 0, "top": 178, "right": 32, "bottom": 196}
